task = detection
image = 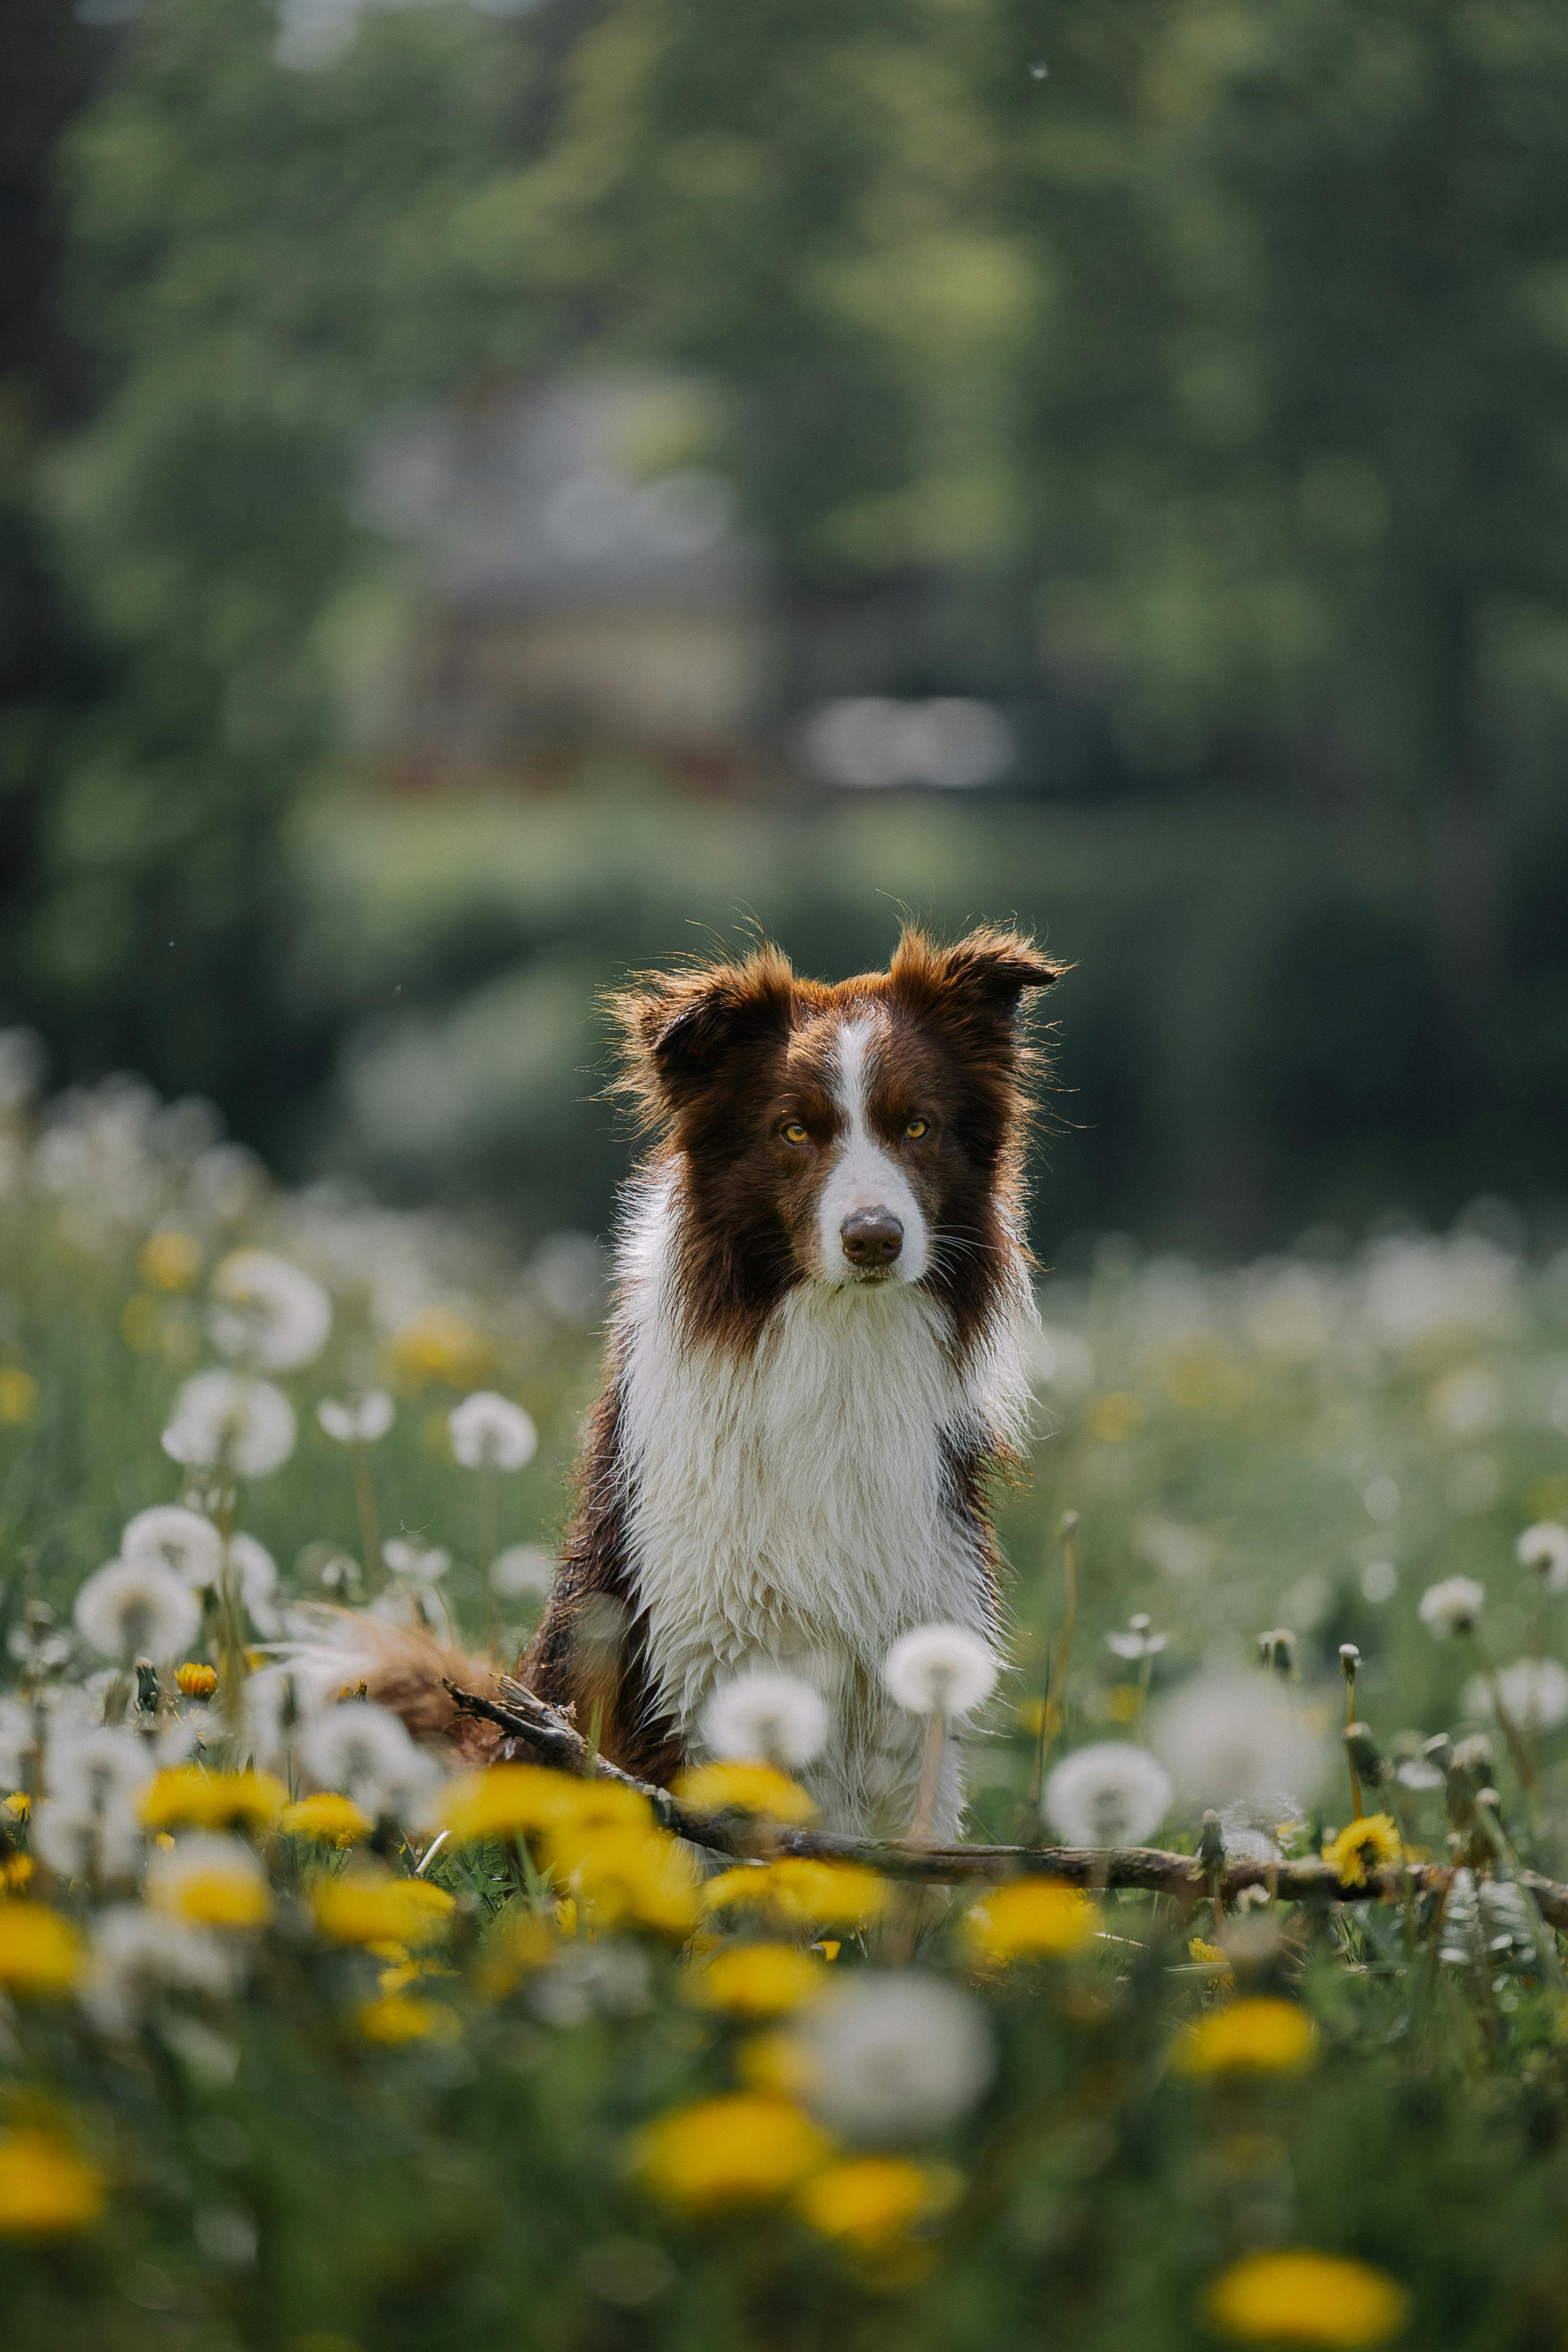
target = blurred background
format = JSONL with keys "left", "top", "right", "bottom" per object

{"left": 4, "top": 0, "right": 1567, "bottom": 1268}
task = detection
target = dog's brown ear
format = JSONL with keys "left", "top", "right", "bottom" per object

{"left": 888, "top": 925, "right": 1066, "bottom": 1022}
{"left": 611, "top": 948, "right": 795, "bottom": 1120}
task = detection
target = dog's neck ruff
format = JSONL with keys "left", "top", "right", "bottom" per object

{"left": 615, "top": 1167, "right": 1032, "bottom": 1834}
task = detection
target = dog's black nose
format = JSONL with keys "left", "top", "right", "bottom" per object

{"left": 840, "top": 1208, "right": 903, "bottom": 1268}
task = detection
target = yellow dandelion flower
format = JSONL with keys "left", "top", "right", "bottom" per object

{"left": 4, "top": 1791, "right": 31, "bottom": 1821}
{"left": 687, "top": 1942, "right": 828, "bottom": 2017}
{"left": 140, "top": 1766, "right": 285, "bottom": 1836}
{"left": 738, "top": 2030, "right": 815, "bottom": 2100}
{"left": 702, "top": 1858, "right": 890, "bottom": 1930}
{"left": 1189, "top": 1937, "right": 1233, "bottom": 1969}
{"left": 797, "top": 2157, "right": 960, "bottom": 2254}
{"left": 148, "top": 1837, "right": 273, "bottom": 1930}
{"left": 1205, "top": 2249, "right": 1409, "bottom": 2347}
{"left": 1087, "top": 1389, "right": 1142, "bottom": 1444}
{"left": 0, "top": 1904, "right": 83, "bottom": 1996}
{"left": 0, "top": 2128, "right": 105, "bottom": 2238}
{"left": 356, "top": 1994, "right": 459, "bottom": 2046}
{"left": 438, "top": 1762, "right": 648, "bottom": 1846}
{"left": 557, "top": 1783, "right": 658, "bottom": 1840}
{"left": 4, "top": 1856, "right": 34, "bottom": 1893}
{"left": 175, "top": 1662, "right": 218, "bottom": 1700}
{"left": 703, "top": 1866, "right": 766, "bottom": 1914}
{"left": 0, "top": 1369, "right": 39, "bottom": 1426}
{"left": 672, "top": 1760, "right": 818, "bottom": 1824}
{"left": 963, "top": 1880, "right": 1099, "bottom": 1965}
{"left": 1176, "top": 1997, "right": 1318, "bottom": 2078}
{"left": 553, "top": 1825, "right": 701, "bottom": 1938}
{"left": 384, "top": 1306, "right": 492, "bottom": 1392}
{"left": 767, "top": 1859, "right": 890, "bottom": 1929}
{"left": 139, "top": 1230, "right": 203, "bottom": 1292}
{"left": 634, "top": 2094, "right": 832, "bottom": 2214}
{"left": 1321, "top": 1814, "right": 1402, "bottom": 1890}
{"left": 310, "top": 1873, "right": 456, "bottom": 1949}
{"left": 279, "top": 1793, "right": 374, "bottom": 1847}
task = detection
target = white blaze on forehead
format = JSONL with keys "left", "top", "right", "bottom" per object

{"left": 816, "top": 1015, "right": 929, "bottom": 1281}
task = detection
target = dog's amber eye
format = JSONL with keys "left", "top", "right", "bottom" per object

{"left": 781, "top": 1121, "right": 809, "bottom": 1145}
{"left": 905, "top": 1117, "right": 930, "bottom": 1139}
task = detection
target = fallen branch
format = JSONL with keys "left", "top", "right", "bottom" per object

{"left": 444, "top": 1677, "right": 1568, "bottom": 1930}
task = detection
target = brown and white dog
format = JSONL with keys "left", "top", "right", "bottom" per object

{"left": 498, "top": 922, "right": 1060, "bottom": 1838}
{"left": 353, "top": 925, "right": 1060, "bottom": 1839}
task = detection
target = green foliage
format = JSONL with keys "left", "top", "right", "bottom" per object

{"left": 4, "top": 1074, "right": 1568, "bottom": 2347}
{"left": 6, "top": 0, "right": 1568, "bottom": 1246}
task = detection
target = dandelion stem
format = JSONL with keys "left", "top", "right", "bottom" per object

{"left": 1339, "top": 1645, "right": 1363, "bottom": 1819}
{"left": 350, "top": 1440, "right": 383, "bottom": 1594}
{"left": 1039, "top": 1511, "right": 1080, "bottom": 1783}
{"left": 1467, "top": 1631, "right": 1537, "bottom": 1790}
{"left": 480, "top": 1465, "right": 501, "bottom": 1646}
{"left": 908, "top": 1713, "right": 946, "bottom": 1845}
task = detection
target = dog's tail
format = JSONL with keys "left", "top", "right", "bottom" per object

{"left": 266, "top": 1606, "right": 513, "bottom": 1769}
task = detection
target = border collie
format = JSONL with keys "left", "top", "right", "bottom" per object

{"left": 487, "top": 922, "right": 1061, "bottom": 1839}
{"left": 354, "top": 925, "right": 1059, "bottom": 1838}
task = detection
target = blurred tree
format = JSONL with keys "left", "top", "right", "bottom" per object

{"left": 6, "top": 0, "right": 1566, "bottom": 1242}
{"left": 23, "top": 0, "right": 565, "bottom": 1136}
{"left": 1025, "top": 0, "right": 1568, "bottom": 1001}
{"left": 0, "top": 1, "right": 112, "bottom": 1055}
{"left": 521, "top": 0, "right": 1568, "bottom": 844}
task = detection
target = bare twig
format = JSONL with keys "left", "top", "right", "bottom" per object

{"left": 441, "top": 1677, "right": 1568, "bottom": 1929}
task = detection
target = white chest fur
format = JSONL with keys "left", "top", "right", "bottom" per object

{"left": 614, "top": 1174, "right": 1031, "bottom": 1835}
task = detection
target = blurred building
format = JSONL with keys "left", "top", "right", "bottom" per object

{"left": 353, "top": 374, "right": 778, "bottom": 776}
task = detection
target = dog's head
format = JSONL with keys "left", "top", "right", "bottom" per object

{"left": 613, "top": 926, "right": 1064, "bottom": 1348}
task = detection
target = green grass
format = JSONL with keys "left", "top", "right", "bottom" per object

{"left": 4, "top": 1075, "right": 1568, "bottom": 2352}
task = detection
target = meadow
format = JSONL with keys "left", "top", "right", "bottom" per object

{"left": 3, "top": 1045, "right": 1568, "bottom": 2352}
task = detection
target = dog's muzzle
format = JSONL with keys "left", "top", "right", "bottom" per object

{"left": 839, "top": 1207, "right": 904, "bottom": 1271}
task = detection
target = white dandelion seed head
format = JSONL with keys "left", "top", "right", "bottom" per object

{"left": 700, "top": 1669, "right": 830, "bottom": 1768}
{"left": 0, "top": 1694, "right": 35, "bottom": 1788}
{"left": 47, "top": 1724, "right": 155, "bottom": 1813}
{"left": 1044, "top": 1741, "right": 1172, "bottom": 1848}
{"left": 1464, "top": 1656, "right": 1568, "bottom": 1735}
{"left": 881, "top": 1624, "right": 1000, "bottom": 1719}
{"left": 162, "top": 1371, "right": 297, "bottom": 1479}
{"left": 1105, "top": 1614, "right": 1168, "bottom": 1662}
{"left": 5, "top": 1684, "right": 93, "bottom": 1786}
{"left": 489, "top": 1545, "right": 557, "bottom": 1601}
{"left": 1217, "top": 1809, "right": 1283, "bottom": 1865}
{"left": 147, "top": 1833, "right": 268, "bottom": 1918}
{"left": 240, "top": 1663, "right": 332, "bottom": 1773}
{"left": 32, "top": 1793, "right": 144, "bottom": 1881}
{"left": 1517, "top": 1523, "right": 1568, "bottom": 1590}
{"left": 529, "top": 1940, "right": 652, "bottom": 2029}
{"left": 317, "top": 1391, "right": 395, "bottom": 1446}
{"left": 1151, "top": 1672, "right": 1324, "bottom": 1819}
{"left": 794, "top": 1972, "right": 994, "bottom": 2142}
{"left": 210, "top": 1249, "right": 331, "bottom": 1373}
{"left": 121, "top": 1505, "right": 223, "bottom": 1590}
{"left": 220, "top": 1533, "right": 280, "bottom": 1635}
{"left": 449, "top": 1390, "right": 538, "bottom": 1473}
{"left": 83, "top": 1905, "right": 240, "bottom": 2036}
{"left": 73, "top": 1556, "right": 202, "bottom": 1663}
{"left": 297, "top": 1698, "right": 435, "bottom": 1817}
{"left": 1418, "top": 1576, "right": 1486, "bottom": 1638}
{"left": 383, "top": 1539, "right": 451, "bottom": 1583}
